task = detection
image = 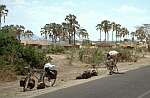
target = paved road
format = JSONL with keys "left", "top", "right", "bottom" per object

{"left": 34, "top": 66, "right": 150, "bottom": 98}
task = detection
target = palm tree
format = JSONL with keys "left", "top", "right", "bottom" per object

{"left": 49, "top": 23, "right": 61, "bottom": 43}
{"left": 96, "top": 23, "right": 103, "bottom": 42}
{"left": 41, "top": 24, "right": 49, "bottom": 40}
{"left": 78, "top": 28, "right": 88, "bottom": 41}
{"left": 135, "top": 26, "right": 146, "bottom": 42}
{"left": 52, "top": 23, "right": 63, "bottom": 42}
{"left": 131, "top": 31, "right": 135, "bottom": 42}
{"left": 101, "top": 20, "right": 111, "bottom": 42}
{"left": 56, "top": 24, "right": 63, "bottom": 42}
{"left": 24, "top": 30, "right": 33, "bottom": 39}
{"left": 65, "top": 14, "right": 80, "bottom": 45}
{"left": 111, "top": 22, "right": 116, "bottom": 42}
{"left": 61, "top": 22, "right": 69, "bottom": 41}
{"left": 0, "top": 5, "right": 8, "bottom": 29}
{"left": 15, "top": 25, "right": 25, "bottom": 40}
{"left": 115, "top": 24, "right": 121, "bottom": 42}
{"left": 120, "top": 27, "right": 129, "bottom": 42}
{"left": 125, "top": 28, "right": 129, "bottom": 40}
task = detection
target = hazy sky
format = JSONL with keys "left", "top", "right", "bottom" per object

{"left": 1, "top": 0, "right": 150, "bottom": 40}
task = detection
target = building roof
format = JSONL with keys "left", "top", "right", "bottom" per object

{"left": 21, "top": 40, "right": 49, "bottom": 46}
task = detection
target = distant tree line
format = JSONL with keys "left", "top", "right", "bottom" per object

{"left": 41, "top": 14, "right": 89, "bottom": 45}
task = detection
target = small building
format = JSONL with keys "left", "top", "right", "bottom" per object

{"left": 20, "top": 40, "right": 49, "bottom": 49}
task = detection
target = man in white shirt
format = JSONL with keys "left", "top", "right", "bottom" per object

{"left": 38, "top": 63, "right": 56, "bottom": 82}
{"left": 106, "top": 50, "right": 119, "bottom": 74}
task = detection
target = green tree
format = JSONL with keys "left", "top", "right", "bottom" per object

{"left": 24, "top": 30, "right": 33, "bottom": 39}
{"left": 96, "top": 23, "right": 103, "bottom": 42}
{"left": 1, "top": 25, "right": 25, "bottom": 40}
{"left": 49, "top": 23, "right": 61, "bottom": 42}
{"left": 65, "top": 14, "right": 80, "bottom": 45}
{"left": 61, "top": 22, "right": 69, "bottom": 41}
{"left": 78, "top": 28, "right": 88, "bottom": 41}
{"left": 111, "top": 22, "right": 116, "bottom": 42}
{"left": 131, "top": 31, "right": 135, "bottom": 42}
{"left": 120, "top": 27, "right": 129, "bottom": 41}
{"left": 41, "top": 24, "right": 49, "bottom": 40}
{"left": 101, "top": 20, "right": 111, "bottom": 42}
{"left": 115, "top": 24, "right": 121, "bottom": 42}
{"left": 13, "top": 25, "right": 25, "bottom": 40}
{"left": 135, "top": 26, "right": 146, "bottom": 42}
{"left": 0, "top": 5, "right": 8, "bottom": 29}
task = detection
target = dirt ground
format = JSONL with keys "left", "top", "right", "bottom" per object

{"left": 0, "top": 53, "right": 150, "bottom": 98}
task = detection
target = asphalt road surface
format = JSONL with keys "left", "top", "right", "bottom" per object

{"left": 33, "top": 65, "right": 150, "bottom": 98}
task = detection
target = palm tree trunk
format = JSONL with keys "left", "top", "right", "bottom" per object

{"left": 132, "top": 35, "right": 134, "bottom": 42}
{"left": 52, "top": 35, "right": 54, "bottom": 42}
{"left": 74, "top": 31, "right": 76, "bottom": 45}
{"left": 116, "top": 31, "right": 117, "bottom": 42}
{"left": 105, "top": 32, "right": 106, "bottom": 42}
{"left": 69, "top": 36, "right": 71, "bottom": 44}
{"left": 112, "top": 31, "right": 114, "bottom": 42}
{"left": 54, "top": 36, "right": 57, "bottom": 43}
{"left": 100, "top": 31, "right": 101, "bottom": 42}
{"left": 120, "top": 36, "right": 121, "bottom": 42}
{"left": 45, "top": 34, "right": 47, "bottom": 39}
{"left": 107, "top": 32, "right": 109, "bottom": 42}
{"left": 16, "top": 31, "right": 21, "bottom": 41}
{"left": 68, "top": 33, "right": 72, "bottom": 44}
{"left": 0, "top": 15, "right": 1, "bottom": 30}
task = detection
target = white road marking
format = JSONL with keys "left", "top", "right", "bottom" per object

{"left": 137, "top": 89, "right": 150, "bottom": 98}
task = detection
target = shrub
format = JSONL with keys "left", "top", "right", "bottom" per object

{"left": 113, "top": 48, "right": 138, "bottom": 62}
{"left": 0, "top": 69, "right": 17, "bottom": 82}
{"left": 79, "top": 48, "right": 103, "bottom": 64}
{"left": 47, "top": 44, "right": 65, "bottom": 54}
{"left": 0, "top": 31, "right": 46, "bottom": 76}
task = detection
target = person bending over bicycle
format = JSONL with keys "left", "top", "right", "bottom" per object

{"left": 106, "top": 50, "right": 119, "bottom": 75}
{"left": 37, "top": 62, "right": 57, "bottom": 89}
{"left": 44, "top": 63, "right": 57, "bottom": 81}
{"left": 38, "top": 62, "right": 57, "bottom": 82}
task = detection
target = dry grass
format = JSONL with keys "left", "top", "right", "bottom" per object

{"left": 0, "top": 70, "right": 17, "bottom": 82}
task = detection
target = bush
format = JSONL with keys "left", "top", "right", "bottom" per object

{"left": 91, "top": 49, "right": 103, "bottom": 64}
{"left": 0, "top": 69, "right": 17, "bottom": 82}
{"left": 47, "top": 44, "right": 65, "bottom": 54}
{"left": 0, "top": 31, "right": 46, "bottom": 76}
{"left": 113, "top": 48, "right": 138, "bottom": 62}
{"left": 79, "top": 48, "right": 103, "bottom": 64}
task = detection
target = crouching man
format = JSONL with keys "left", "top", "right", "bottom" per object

{"left": 106, "top": 50, "right": 120, "bottom": 75}
{"left": 37, "top": 62, "right": 57, "bottom": 89}
{"left": 44, "top": 63, "right": 57, "bottom": 81}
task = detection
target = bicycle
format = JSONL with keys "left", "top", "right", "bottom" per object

{"left": 42, "top": 69, "right": 57, "bottom": 87}
{"left": 20, "top": 65, "right": 57, "bottom": 91}
{"left": 20, "top": 66, "right": 39, "bottom": 92}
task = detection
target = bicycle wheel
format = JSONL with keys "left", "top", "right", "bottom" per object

{"left": 23, "top": 73, "right": 35, "bottom": 91}
{"left": 42, "top": 71, "right": 57, "bottom": 87}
